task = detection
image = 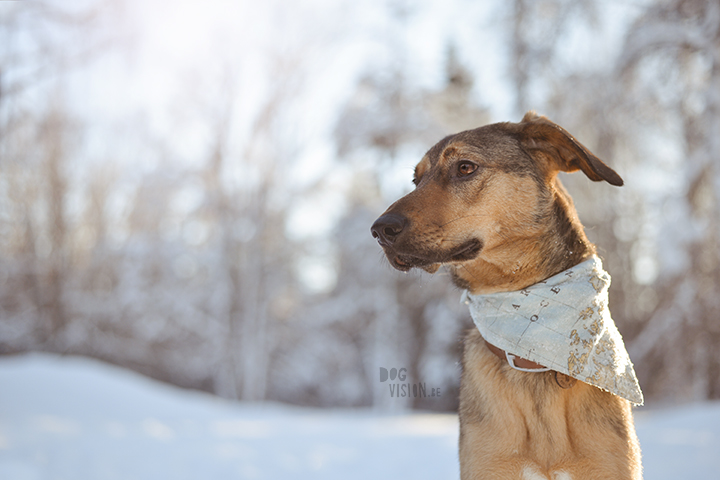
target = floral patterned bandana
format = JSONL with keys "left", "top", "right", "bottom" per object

{"left": 462, "top": 256, "right": 643, "bottom": 405}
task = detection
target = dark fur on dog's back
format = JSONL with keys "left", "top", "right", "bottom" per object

{"left": 371, "top": 112, "right": 642, "bottom": 479}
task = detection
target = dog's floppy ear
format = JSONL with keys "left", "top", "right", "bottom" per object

{"left": 518, "top": 111, "right": 623, "bottom": 186}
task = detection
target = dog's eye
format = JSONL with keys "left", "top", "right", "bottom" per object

{"left": 457, "top": 161, "right": 478, "bottom": 177}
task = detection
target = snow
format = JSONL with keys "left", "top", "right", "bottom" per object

{"left": 635, "top": 403, "right": 720, "bottom": 480}
{"left": 0, "top": 354, "right": 718, "bottom": 480}
{"left": 0, "top": 354, "right": 458, "bottom": 479}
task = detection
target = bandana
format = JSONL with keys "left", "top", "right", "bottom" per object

{"left": 462, "top": 256, "right": 643, "bottom": 405}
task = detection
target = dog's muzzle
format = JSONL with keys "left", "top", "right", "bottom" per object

{"left": 371, "top": 213, "right": 483, "bottom": 272}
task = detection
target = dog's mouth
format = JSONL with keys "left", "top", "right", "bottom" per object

{"left": 391, "top": 254, "right": 425, "bottom": 272}
{"left": 449, "top": 238, "right": 484, "bottom": 262}
{"left": 386, "top": 238, "right": 483, "bottom": 272}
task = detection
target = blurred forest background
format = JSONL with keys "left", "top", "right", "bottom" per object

{"left": 1, "top": 0, "right": 719, "bottom": 411}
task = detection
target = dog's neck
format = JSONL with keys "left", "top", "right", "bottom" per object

{"left": 450, "top": 178, "right": 595, "bottom": 295}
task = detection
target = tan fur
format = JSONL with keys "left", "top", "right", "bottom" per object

{"left": 460, "top": 329, "right": 641, "bottom": 479}
{"left": 371, "top": 112, "right": 642, "bottom": 479}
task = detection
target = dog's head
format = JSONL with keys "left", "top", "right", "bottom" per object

{"left": 370, "top": 112, "right": 623, "bottom": 293}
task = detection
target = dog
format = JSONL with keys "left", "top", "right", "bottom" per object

{"left": 371, "top": 112, "right": 642, "bottom": 480}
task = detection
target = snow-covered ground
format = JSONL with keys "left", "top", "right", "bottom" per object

{"left": 0, "top": 354, "right": 717, "bottom": 480}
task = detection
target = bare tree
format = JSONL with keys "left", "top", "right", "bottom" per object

{"left": 0, "top": 0, "right": 122, "bottom": 351}
{"left": 506, "top": 0, "right": 599, "bottom": 115}
{"left": 615, "top": 0, "right": 720, "bottom": 401}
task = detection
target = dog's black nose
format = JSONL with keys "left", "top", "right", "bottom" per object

{"left": 371, "top": 213, "right": 408, "bottom": 246}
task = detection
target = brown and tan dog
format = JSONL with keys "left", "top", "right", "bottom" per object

{"left": 371, "top": 112, "right": 642, "bottom": 480}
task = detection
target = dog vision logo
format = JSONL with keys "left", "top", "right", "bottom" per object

{"left": 379, "top": 367, "right": 441, "bottom": 398}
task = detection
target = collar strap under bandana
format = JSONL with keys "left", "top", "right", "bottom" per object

{"left": 462, "top": 256, "right": 644, "bottom": 406}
